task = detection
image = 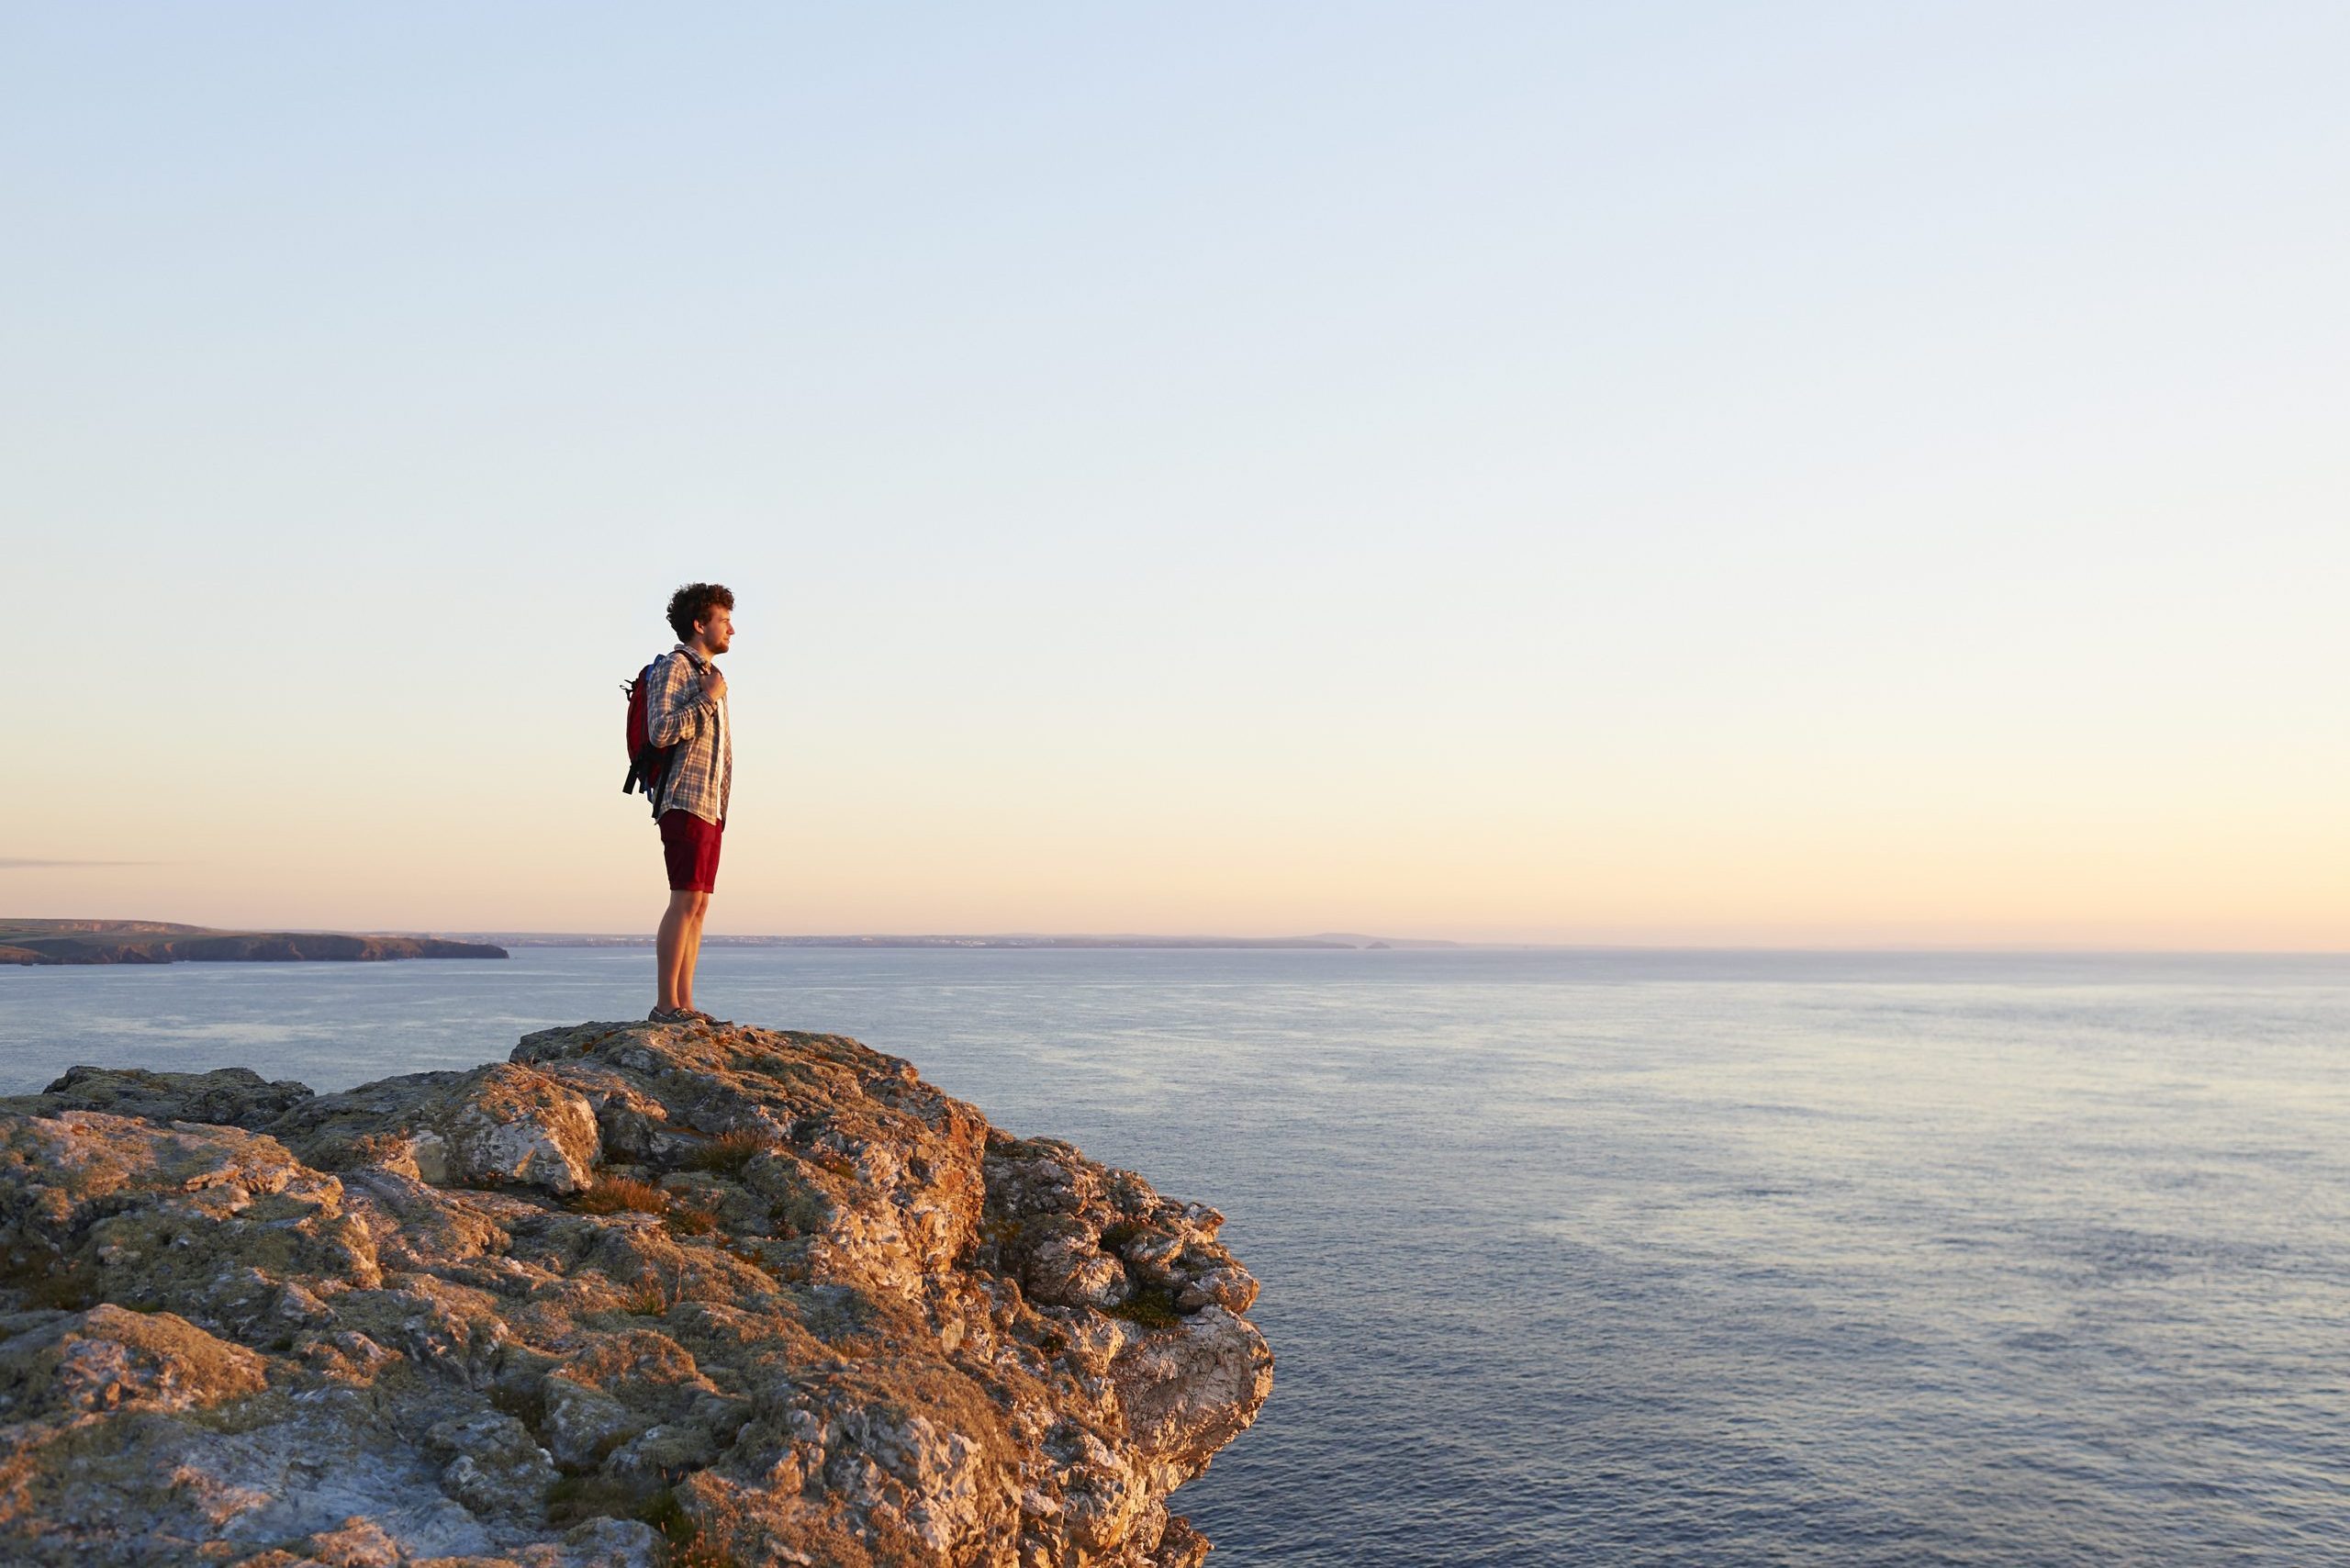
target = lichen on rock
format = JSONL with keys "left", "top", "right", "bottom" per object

{"left": 0, "top": 1021, "right": 1271, "bottom": 1566}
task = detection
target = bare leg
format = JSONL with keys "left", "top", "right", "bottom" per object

{"left": 676, "top": 891, "right": 712, "bottom": 1012}
{"left": 656, "top": 890, "right": 700, "bottom": 1012}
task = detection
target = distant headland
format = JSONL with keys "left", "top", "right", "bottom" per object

{"left": 0, "top": 920, "right": 508, "bottom": 966}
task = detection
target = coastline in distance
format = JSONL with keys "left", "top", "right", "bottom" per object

{"left": 0, "top": 919, "right": 508, "bottom": 966}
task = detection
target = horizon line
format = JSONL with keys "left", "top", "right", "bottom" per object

{"left": 10, "top": 916, "right": 2346, "bottom": 958}
{"left": 431, "top": 931, "right": 2350, "bottom": 957}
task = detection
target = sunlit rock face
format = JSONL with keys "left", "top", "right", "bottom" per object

{"left": 0, "top": 1021, "right": 1272, "bottom": 1567}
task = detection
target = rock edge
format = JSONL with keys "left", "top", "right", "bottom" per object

{"left": 0, "top": 1021, "right": 1271, "bottom": 1567}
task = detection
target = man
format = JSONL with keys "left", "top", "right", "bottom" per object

{"left": 646, "top": 582, "right": 734, "bottom": 1025}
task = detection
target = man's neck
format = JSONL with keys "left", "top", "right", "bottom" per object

{"left": 683, "top": 639, "right": 718, "bottom": 662}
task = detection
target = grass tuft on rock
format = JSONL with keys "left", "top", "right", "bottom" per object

{"left": 686, "top": 1130, "right": 767, "bottom": 1176}
{"left": 665, "top": 1203, "right": 719, "bottom": 1237}
{"left": 641, "top": 1486, "right": 744, "bottom": 1568}
{"left": 575, "top": 1175, "right": 671, "bottom": 1215}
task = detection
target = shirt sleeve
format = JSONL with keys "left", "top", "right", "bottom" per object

{"left": 645, "top": 654, "right": 712, "bottom": 746}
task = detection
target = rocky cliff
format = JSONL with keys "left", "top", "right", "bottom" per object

{"left": 0, "top": 1022, "right": 1271, "bottom": 1566}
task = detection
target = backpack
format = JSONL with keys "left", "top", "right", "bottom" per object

{"left": 621, "top": 657, "right": 680, "bottom": 817}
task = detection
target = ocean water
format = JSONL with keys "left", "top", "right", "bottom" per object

{"left": 4, "top": 946, "right": 2347, "bottom": 1566}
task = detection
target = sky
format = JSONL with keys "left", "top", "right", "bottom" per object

{"left": 3, "top": 3, "right": 2346, "bottom": 947}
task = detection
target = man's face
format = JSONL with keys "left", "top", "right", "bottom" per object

{"left": 696, "top": 606, "right": 734, "bottom": 655}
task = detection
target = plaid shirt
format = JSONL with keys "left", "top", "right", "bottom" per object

{"left": 647, "top": 644, "right": 732, "bottom": 823}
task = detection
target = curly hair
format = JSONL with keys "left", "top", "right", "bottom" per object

{"left": 666, "top": 582, "right": 734, "bottom": 642}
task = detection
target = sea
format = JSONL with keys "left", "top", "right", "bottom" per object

{"left": 4, "top": 946, "right": 2346, "bottom": 1566}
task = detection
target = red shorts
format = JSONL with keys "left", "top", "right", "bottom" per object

{"left": 659, "top": 811, "right": 724, "bottom": 893}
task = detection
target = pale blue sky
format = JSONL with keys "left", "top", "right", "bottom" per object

{"left": 5, "top": 4, "right": 2346, "bottom": 943}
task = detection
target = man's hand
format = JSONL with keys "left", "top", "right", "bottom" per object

{"left": 701, "top": 666, "right": 727, "bottom": 703}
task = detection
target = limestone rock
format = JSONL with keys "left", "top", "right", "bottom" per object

{"left": 270, "top": 1061, "right": 601, "bottom": 1194}
{"left": 0, "top": 1063, "right": 316, "bottom": 1128}
{"left": 0, "top": 1302, "right": 265, "bottom": 1417}
{"left": 0, "top": 1110, "right": 381, "bottom": 1332}
{"left": 0, "top": 1021, "right": 1271, "bottom": 1566}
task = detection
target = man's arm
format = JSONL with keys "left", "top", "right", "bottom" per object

{"left": 645, "top": 654, "right": 716, "bottom": 746}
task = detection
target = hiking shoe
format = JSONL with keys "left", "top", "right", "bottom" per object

{"left": 678, "top": 1008, "right": 731, "bottom": 1026}
{"left": 647, "top": 1005, "right": 695, "bottom": 1025}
